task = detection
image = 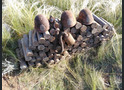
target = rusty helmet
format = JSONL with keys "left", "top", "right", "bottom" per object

{"left": 77, "top": 8, "right": 94, "bottom": 25}
{"left": 34, "top": 14, "right": 50, "bottom": 33}
{"left": 61, "top": 10, "right": 76, "bottom": 29}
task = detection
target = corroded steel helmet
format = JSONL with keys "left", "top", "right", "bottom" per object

{"left": 77, "top": 8, "right": 94, "bottom": 25}
{"left": 61, "top": 10, "right": 76, "bottom": 29}
{"left": 34, "top": 14, "right": 50, "bottom": 33}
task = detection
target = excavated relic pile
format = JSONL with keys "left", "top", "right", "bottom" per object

{"left": 16, "top": 8, "right": 114, "bottom": 69}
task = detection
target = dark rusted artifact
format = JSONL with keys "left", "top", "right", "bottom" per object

{"left": 59, "top": 30, "right": 76, "bottom": 54}
{"left": 61, "top": 10, "right": 76, "bottom": 29}
{"left": 49, "top": 15, "right": 62, "bottom": 29}
{"left": 77, "top": 8, "right": 94, "bottom": 25}
{"left": 59, "top": 10, "right": 76, "bottom": 54}
{"left": 34, "top": 14, "right": 50, "bottom": 33}
{"left": 63, "top": 32, "right": 75, "bottom": 46}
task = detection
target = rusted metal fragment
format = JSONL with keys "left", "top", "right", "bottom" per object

{"left": 61, "top": 10, "right": 76, "bottom": 29}
{"left": 34, "top": 14, "right": 50, "bottom": 33}
{"left": 77, "top": 8, "right": 94, "bottom": 25}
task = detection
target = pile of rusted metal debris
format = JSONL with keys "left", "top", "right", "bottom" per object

{"left": 16, "top": 8, "right": 114, "bottom": 69}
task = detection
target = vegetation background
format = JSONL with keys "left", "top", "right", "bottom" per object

{"left": 2, "top": 0, "right": 122, "bottom": 90}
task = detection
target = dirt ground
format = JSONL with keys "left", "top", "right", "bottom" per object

{"left": 2, "top": 76, "right": 20, "bottom": 90}
{"left": 2, "top": 78, "right": 11, "bottom": 90}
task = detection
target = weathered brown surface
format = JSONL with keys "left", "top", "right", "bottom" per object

{"left": 32, "top": 30, "right": 39, "bottom": 46}
{"left": 23, "top": 34, "right": 34, "bottom": 57}
{"left": 77, "top": 8, "right": 94, "bottom": 25}
{"left": 34, "top": 14, "right": 50, "bottom": 33}
{"left": 21, "top": 38, "right": 32, "bottom": 61}
{"left": 29, "top": 30, "right": 36, "bottom": 50}
{"left": 64, "top": 32, "right": 76, "bottom": 45}
{"left": 17, "top": 13, "right": 114, "bottom": 67}
{"left": 61, "top": 10, "right": 76, "bottom": 29}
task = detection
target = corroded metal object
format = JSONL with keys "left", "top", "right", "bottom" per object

{"left": 60, "top": 10, "right": 76, "bottom": 54}
{"left": 63, "top": 32, "right": 75, "bottom": 45}
{"left": 61, "top": 10, "right": 76, "bottom": 29}
{"left": 34, "top": 14, "right": 50, "bottom": 33}
{"left": 49, "top": 16, "right": 62, "bottom": 29}
{"left": 77, "top": 8, "right": 94, "bottom": 25}
{"left": 17, "top": 10, "right": 115, "bottom": 69}
{"left": 59, "top": 30, "right": 75, "bottom": 54}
